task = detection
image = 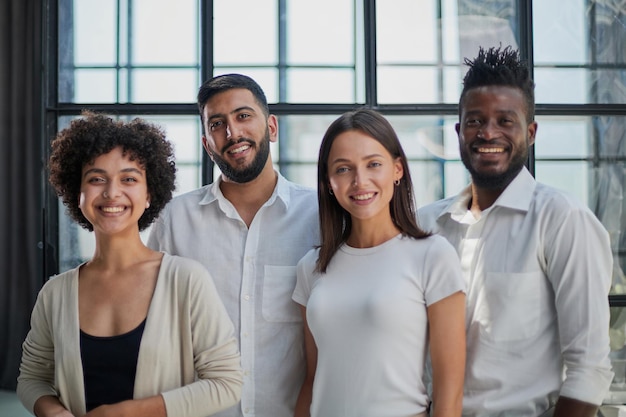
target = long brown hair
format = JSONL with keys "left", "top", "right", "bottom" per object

{"left": 316, "top": 108, "right": 430, "bottom": 272}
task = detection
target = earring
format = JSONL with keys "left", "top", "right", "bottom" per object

{"left": 146, "top": 201, "right": 150, "bottom": 209}
{"left": 329, "top": 188, "right": 334, "bottom": 196}
{"left": 394, "top": 179, "right": 400, "bottom": 186}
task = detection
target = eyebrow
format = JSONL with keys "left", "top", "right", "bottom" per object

{"left": 83, "top": 167, "right": 144, "bottom": 178}
{"left": 207, "top": 105, "right": 257, "bottom": 121}
{"left": 330, "top": 153, "right": 385, "bottom": 164}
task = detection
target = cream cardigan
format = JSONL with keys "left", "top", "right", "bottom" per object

{"left": 17, "top": 253, "right": 243, "bottom": 417}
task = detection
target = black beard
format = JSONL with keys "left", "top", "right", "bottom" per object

{"left": 461, "top": 145, "right": 528, "bottom": 191}
{"left": 211, "top": 129, "right": 271, "bottom": 184}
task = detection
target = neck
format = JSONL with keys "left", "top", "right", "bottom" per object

{"left": 469, "top": 184, "right": 504, "bottom": 215}
{"left": 90, "top": 231, "right": 156, "bottom": 271}
{"left": 220, "top": 159, "right": 278, "bottom": 226}
{"left": 347, "top": 217, "right": 400, "bottom": 248}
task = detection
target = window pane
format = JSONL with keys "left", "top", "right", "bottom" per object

{"left": 131, "top": 69, "right": 198, "bottom": 103}
{"left": 74, "top": 69, "right": 118, "bottom": 102}
{"left": 376, "top": 0, "right": 438, "bottom": 63}
{"left": 214, "top": 68, "right": 279, "bottom": 103}
{"left": 287, "top": 69, "right": 355, "bottom": 103}
{"left": 213, "top": 0, "right": 277, "bottom": 65}
{"left": 74, "top": 0, "right": 118, "bottom": 65}
{"left": 132, "top": 0, "right": 199, "bottom": 65}
{"left": 608, "top": 306, "right": 626, "bottom": 403}
{"left": 534, "top": 68, "right": 588, "bottom": 104}
{"left": 377, "top": 0, "right": 518, "bottom": 104}
{"left": 533, "top": 0, "right": 626, "bottom": 105}
{"left": 287, "top": 0, "right": 353, "bottom": 65}
{"left": 377, "top": 67, "right": 439, "bottom": 103}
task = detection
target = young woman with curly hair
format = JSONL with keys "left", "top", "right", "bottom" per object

{"left": 17, "top": 111, "right": 242, "bottom": 417}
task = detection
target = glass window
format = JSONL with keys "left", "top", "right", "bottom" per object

{"left": 48, "top": 1, "right": 626, "bottom": 358}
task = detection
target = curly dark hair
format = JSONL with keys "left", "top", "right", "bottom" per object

{"left": 48, "top": 111, "right": 177, "bottom": 232}
{"left": 459, "top": 45, "right": 535, "bottom": 122}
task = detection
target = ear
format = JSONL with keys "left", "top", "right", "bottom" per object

{"left": 201, "top": 136, "right": 215, "bottom": 161}
{"left": 267, "top": 114, "right": 279, "bottom": 143}
{"left": 455, "top": 122, "right": 461, "bottom": 136}
{"left": 527, "top": 121, "right": 538, "bottom": 147}
{"left": 394, "top": 157, "right": 404, "bottom": 181}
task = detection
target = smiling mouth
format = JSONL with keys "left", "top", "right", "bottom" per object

{"left": 228, "top": 143, "right": 251, "bottom": 155}
{"left": 352, "top": 192, "right": 375, "bottom": 201}
{"left": 101, "top": 206, "right": 125, "bottom": 213}
{"left": 476, "top": 147, "right": 505, "bottom": 154}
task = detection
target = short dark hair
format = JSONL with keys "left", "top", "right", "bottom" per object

{"left": 316, "top": 108, "right": 430, "bottom": 273}
{"left": 197, "top": 73, "right": 270, "bottom": 128}
{"left": 48, "top": 111, "right": 176, "bottom": 232}
{"left": 459, "top": 45, "right": 535, "bottom": 122}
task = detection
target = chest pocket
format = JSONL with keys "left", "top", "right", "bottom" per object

{"left": 262, "top": 265, "right": 302, "bottom": 323}
{"left": 475, "top": 271, "right": 543, "bottom": 342}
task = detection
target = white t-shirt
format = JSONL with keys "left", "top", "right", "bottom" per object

{"left": 293, "top": 234, "right": 465, "bottom": 417}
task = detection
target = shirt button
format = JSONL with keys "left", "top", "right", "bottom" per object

{"left": 244, "top": 407, "right": 250, "bottom": 413}
{"left": 244, "top": 295, "right": 250, "bottom": 300}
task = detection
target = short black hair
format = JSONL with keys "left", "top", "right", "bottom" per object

{"left": 48, "top": 111, "right": 176, "bottom": 231}
{"left": 459, "top": 45, "right": 535, "bottom": 122}
{"left": 197, "top": 74, "right": 269, "bottom": 129}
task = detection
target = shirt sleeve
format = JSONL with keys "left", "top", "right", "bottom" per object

{"left": 544, "top": 204, "right": 614, "bottom": 405}
{"left": 161, "top": 260, "right": 243, "bottom": 417}
{"left": 422, "top": 236, "right": 467, "bottom": 307}
{"left": 292, "top": 249, "right": 318, "bottom": 307}
{"left": 16, "top": 285, "right": 60, "bottom": 414}
{"left": 146, "top": 205, "right": 170, "bottom": 252}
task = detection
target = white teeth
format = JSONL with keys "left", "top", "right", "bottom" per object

{"left": 229, "top": 144, "right": 250, "bottom": 155}
{"left": 353, "top": 193, "right": 374, "bottom": 201}
{"left": 102, "top": 206, "right": 124, "bottom": 213}
{"left": 478, "top": 147, "right": 504, "bottom": 153}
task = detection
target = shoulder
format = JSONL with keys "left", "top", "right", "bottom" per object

{"left": 166, "top": 186, "right": 212, "bottom": 208}
{"left": 284, "top": 180, "right": 317, "bottom": 201}
{"left": 40, "top": 267, "right": 78, "bottom": 295}
{"left": 162, "top": 253, "right": 209, "bottom": 274}
{"left": 532, "top": 182, "right": 599, "bottom": 222}
{"left": 417, "top": 197, "right": 455, "bottom": 231}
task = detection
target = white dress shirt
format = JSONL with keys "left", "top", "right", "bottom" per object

{"left": 148, "top": 173, "right": 319, "bottom": 417}
{"left": 418, "top": 167, "right": 614, "bottom": 417}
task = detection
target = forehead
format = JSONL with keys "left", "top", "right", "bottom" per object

{"left": 461, "top": 85, "right": 528, "bottom": 115}
{"left": 202, "top": 88, "right": 260, "bottom": 118}
{"left": 83, "top": 147, "right": 143, "bottom": 172}
{"left": 329, "top": 130, "right": 390, "bottom": 160}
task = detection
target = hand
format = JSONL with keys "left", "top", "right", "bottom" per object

{"left": 33, "top": 396, "right": 76, "bottom": 417}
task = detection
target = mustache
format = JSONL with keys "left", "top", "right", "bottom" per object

{"left": 471, "top": 139, "right": 509, "bottom": 149}
{"left": 222, "top": 138, "right": 255, "bottom": 154}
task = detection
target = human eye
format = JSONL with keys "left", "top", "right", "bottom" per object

{"left": 465, "top": 118, "right": 481, "bottom": 127}
{"left": 335, "top": 166, "right": 349, "bottom": 174}
{"left": 238, "top": 113, "right": 251, "bottom": 120}
{"left": 87, "top": 176, "right": 105, "bottom": 184}
{"left": 209, "top": 120, "right": 223, "bottom": 131}
{"left": 368, "top": 161, "right": 382, "bottom": 168}
{"left": 122, "top": 176, "right": 138, "bottom": 183}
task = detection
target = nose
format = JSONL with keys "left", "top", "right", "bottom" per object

{"left": 478, "top": 121, "right": 499, "bottom": 140}
{"left": 225, "top": 121, "right": 241, "bottom": 141}
{"left": 103, "top": 182, "right": 120, "bottom": 199}
{"left": 352, "top": 169, "right": 366, "bottom": 187}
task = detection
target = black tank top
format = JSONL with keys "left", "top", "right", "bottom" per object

{"left": 80, "top": 318, "right": 146, "bottom": 411}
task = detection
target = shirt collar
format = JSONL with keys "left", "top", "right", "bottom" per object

{"left": 198, "top": 170, "right": 291, "bottom": 210}
{"left": 438, "top": 166, "right": 536, "bottom": 219}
